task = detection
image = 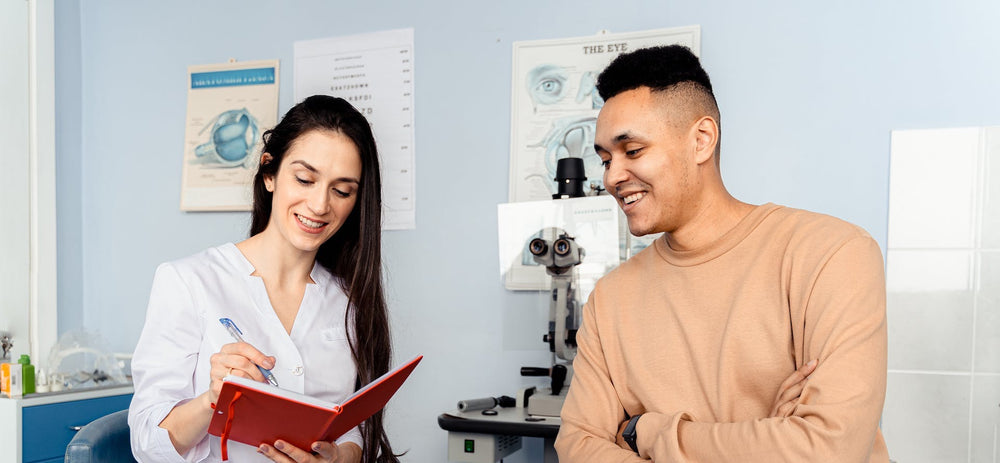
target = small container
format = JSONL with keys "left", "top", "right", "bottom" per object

{"left": 17, "top": 355, "right": 35, "bottom": 395}
{"left": 1, "top": 362, "right": 23, "bottom": 397}
{"left": 49, "top": 372, "right": 64, "bottom": 392}
{"left": 34, "top": 367, "right": 49, "bottom": 393}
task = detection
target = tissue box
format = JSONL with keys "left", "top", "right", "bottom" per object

{"left": 1, "top": 362, "right": 23, "bottom": 398}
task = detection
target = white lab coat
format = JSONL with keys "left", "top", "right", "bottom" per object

{"left": 128, "top": 243, "right": 362, "bottom": 462}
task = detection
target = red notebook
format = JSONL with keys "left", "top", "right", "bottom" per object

{"left": 208, "top": 355, "right": 422, "bottom": 459}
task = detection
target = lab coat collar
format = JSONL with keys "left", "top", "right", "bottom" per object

{"left": 219, "top": 242, "right": 332, "bottom": 288}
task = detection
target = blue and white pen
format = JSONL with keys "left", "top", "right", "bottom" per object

{"left": 218, "top": 317, "right": 279, "bottom": 387}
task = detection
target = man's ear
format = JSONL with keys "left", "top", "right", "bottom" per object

{"left": 692, "top": 116, "right": 719, "bottom": 165}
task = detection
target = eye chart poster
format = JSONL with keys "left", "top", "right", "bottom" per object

{"left": 294, "top": 28, "right": 416, "bottom": 230}
{"left": 181, "top": 59, "right": 279, "bottom": 211}
{"left": 509, "top": 26, "right": 700, "bottom": 203}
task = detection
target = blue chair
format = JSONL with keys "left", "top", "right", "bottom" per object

{"left": 64, "top": 409, "right": 137, "bottom": 462}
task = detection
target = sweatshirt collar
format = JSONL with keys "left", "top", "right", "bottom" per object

{"left": 653, "top": 203, "right": 781, "bottom": 267}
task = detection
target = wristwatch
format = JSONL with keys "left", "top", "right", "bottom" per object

{"left": 623, "top": 414, "right": 642, "bottom": 454}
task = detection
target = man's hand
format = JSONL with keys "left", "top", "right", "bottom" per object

{"left": 768, "top": 359, "right": 818, "bottom": 418}
{"left": 615, "top": 418, "right": 630, "bottom": 450}
{"left": 607, "top": 359, "right": 818, "bottom": 455}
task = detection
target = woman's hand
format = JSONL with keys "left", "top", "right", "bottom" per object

{"left": 258, "top": 440, "right": 361, "bottom": 463}
{"left": 768, "top": 359, "right": 818, "bottom": 418}
{"left": 207, "top": 342, "right": 276, "bottom": 405}
{"left": 159, "top": 341, "right": 273, "bottom": 455}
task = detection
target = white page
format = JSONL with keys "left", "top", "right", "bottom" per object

{"left": 294, "top": 29, "right": 416, "bottom": 230}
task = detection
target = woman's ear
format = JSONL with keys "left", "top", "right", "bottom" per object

{"left": 260, "top": 153, "right": 276, "bottom": 192}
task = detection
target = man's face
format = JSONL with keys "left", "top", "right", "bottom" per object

{"left": 594, "top": 87, "right": 699, "bottom": 236}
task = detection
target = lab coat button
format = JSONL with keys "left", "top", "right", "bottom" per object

{"left": 292, "top": 366, "right": 303, "bottom": 375}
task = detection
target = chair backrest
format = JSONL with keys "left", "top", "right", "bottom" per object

{"left": 64, "top": 409, "right": 137, "bottom": 463}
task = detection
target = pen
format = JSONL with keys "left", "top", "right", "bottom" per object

{"left": 218, "top": 317, "right": 279, "bottom": 387}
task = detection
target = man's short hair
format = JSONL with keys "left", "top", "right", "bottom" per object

{"left": 598, "top": 45, "right": 722, "bottom": 158}
{"left": 596, "top": 45, "right": 715, "bottom": 102}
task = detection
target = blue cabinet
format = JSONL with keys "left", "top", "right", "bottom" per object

{"left": 24, "top": 393, "right": 132, "bottom": 462}
{"left": 0, "top": 386, "right": 133, "bottom": 463}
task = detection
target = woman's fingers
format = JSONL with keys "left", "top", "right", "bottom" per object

{"left": 259, "top": 440, "right": 336, "bottom": 462}
{"left": 217, "top": 342, "right": 276, "bottom": 382}
{"left": 309, "top": 441, "right": 339, "bottom": 461}
{"left": 207, "top": 344, "right": 278, "bottom": 404}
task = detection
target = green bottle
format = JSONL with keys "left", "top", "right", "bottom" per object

{"left": 17, "top": 355, "right": 34, "bottom": 395}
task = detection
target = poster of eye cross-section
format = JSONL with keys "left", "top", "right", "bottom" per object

{"left": 181, "top": 60, "right": 279, "bottom": 211}
{"left": 294, "top": 28, "right": 416, "bottom": 230}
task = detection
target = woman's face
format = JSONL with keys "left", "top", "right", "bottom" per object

{"left": 263, "top": 129, "right": 362, "bottom": 254}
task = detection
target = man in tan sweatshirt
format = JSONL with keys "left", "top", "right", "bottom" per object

{"left": 554, "top": 45, "right": 890, "bottom": 462}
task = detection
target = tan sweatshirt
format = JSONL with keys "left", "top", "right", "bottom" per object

{"left": 555, "top": 203, "right": 889, "bottom": 462}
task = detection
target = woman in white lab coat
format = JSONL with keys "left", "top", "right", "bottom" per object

{"left": 129, "top": 95, "right": 399, "bottom": 463}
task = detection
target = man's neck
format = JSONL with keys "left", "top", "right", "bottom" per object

{"left": 664, "top": 194, "right": 755, "bottom": 252}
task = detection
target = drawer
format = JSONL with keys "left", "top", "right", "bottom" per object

{"left": 21, "top": 393, "right": 132, "bottom": 462}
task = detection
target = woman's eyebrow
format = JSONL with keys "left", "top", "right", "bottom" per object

{"left": 290, "top": 160, "right": 359, "bottom": 184}
{"left": 289, "top": 159, "right": 317, "bottom": 172}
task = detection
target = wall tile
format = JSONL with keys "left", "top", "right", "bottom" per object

{"left": 882, "top": 372, "right": 970, "bottom": 463}
{"left": 886, "top": 250, "right": 974, "bottom": 371}
{"left": 976, "top": 251, "right": 1000, "bottom": 373}
{"left": 888, "top": 128, "right": 979, "bottom": 249}
{"left": 970, "top": 375, "right": 1000, "bottom": 463}
{"left": 888, "top": 291, "right": 974, "bottom": 371}
{"left": 887, "top": 249, "right": 973, "bottom": 293}
{"left": 981, "top": 128, "right": 1000, "bottom": 250}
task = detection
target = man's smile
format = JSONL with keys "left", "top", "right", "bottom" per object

{"left": 623, "top": 192, "right": 646, "bottom": 205}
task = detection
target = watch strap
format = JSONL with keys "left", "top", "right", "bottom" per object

{"left": 623, "top": 414, "right": 641, "bottom": 454}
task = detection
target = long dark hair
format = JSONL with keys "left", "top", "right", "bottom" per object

{"left": 250, "top": 95, "right": 398, "bottom": 462}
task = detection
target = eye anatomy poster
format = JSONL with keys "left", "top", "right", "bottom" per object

{"left": 509, "top": 26, "right": 700, "bottom": 203}
{"left": 293, "top": 28, "right": 416, "bottom": 230}
{"left": 181, "top": 60, "right": 279, "bottom": 211}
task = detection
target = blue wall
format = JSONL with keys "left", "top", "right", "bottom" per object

{"left": 55, "top": 1, "right": 1000, "bottom": 460}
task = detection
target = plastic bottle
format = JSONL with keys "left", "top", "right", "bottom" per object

{"left": 35, "top": 367, "right": 49, "bottom": 393}
{"left": 18, "top": 355, "right": 35, "bottom": 395}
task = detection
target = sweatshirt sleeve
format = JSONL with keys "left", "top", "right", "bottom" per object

{"left": 638, "top": 236, "right": 888, "bottom": 462}
{"left": 128, "top": 263, "right": 211, "bottom": 462}
{"left": 555, "top": 291, "right": 646, "bottom": 463}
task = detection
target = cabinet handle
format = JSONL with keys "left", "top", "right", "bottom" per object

{"left": 69, "top": 425, "right": 84, "bottom": 431}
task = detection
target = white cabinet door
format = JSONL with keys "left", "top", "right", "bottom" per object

{"left": 0, "top": 0, "right": 56, "bottom": 366}
{"left": 0, "top": 0, "right": 33, "bottom": 361}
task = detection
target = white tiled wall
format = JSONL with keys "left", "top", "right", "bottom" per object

{"left": 884, "top": 127, "right": 1000, "bottom": 462}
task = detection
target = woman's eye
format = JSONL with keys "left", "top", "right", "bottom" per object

{"left": 296, "top": 177, "right": 313, "bottom": 185}
{"left": 333, "top": 188, "right": 351, "bottom": 198}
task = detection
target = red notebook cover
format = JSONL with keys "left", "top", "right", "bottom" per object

{"left": 208, "top": 355, "right": 422, "bottom": 458}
